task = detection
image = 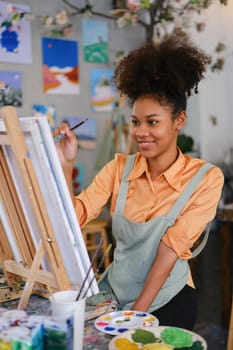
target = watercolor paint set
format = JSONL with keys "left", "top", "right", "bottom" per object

{"left": 0, "top": 308, "right": 74, "bottom": 350}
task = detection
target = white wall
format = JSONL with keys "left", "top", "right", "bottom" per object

{"left": 186, "top": 0, "right": 233, "bottom": 163}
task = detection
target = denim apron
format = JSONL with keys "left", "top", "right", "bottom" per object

{"left": 98, "top": 155, "right": 213, "bottom": 312}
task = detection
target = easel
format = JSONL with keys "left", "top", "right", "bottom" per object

{"left": 0, "top": 106, "right": 71, "bottom": 309}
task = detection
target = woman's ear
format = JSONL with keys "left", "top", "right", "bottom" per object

{"left": 175, "top": 111, "right": 187, "bottom": 131}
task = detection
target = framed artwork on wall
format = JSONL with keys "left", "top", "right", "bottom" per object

{"left": 0, "top": 71, "right": 22, "bottom": 106}
{"left": 82, "top": 18, "right": 108, "bottom": 64}
{"left": 42, "top": 37, "right": 80, "bottom": 95}
{"left": 0, "top": 2, "right": 32, "bottom": 64}
{"left": 32, "top": 104, "right": 57, "bottom": 130}
{"left": 90, "top": 68, "right": 116, "bottom": 112}
{"left": 73, "top": 162, "right": 85, "bottom": 195}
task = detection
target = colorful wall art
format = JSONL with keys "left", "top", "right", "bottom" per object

{"left": 0, "top": 71, "right": 22, "bottom": 106}
{"left": 32, "top": 104, "right": 57, "bottom": 130}
{"left": 72, "top": 162, "right": 85, "bottom": 195}
{"left": 0, "top": 2, "right": 32, "bottom": 64}
{"left": 62, "top": 115, "right": 96, "bottom": 150}
{"left": 82, "top": 19, "right": 108, "bottom": 64}
{"left": 90, "top": 69, "right": 116, "bottom": 112}
{"left": 42, "top": 37, "right": 79, "bottom": 95}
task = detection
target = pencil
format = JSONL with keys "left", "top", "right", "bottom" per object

{"left": 54, "top": 118, "right": 88, "bottom": 143}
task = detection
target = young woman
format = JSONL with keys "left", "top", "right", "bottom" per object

{"left": 54, "top": 34, "right": 224, "bottom": 330}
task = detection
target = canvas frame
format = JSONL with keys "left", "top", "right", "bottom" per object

{"left": 0, "top": 106, "right": 98, "bottom": 308}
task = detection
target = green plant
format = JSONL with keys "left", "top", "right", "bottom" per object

{"left": 177, "top": 133, "right": 194, "bottom": 153}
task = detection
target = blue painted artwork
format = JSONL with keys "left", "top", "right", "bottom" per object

{"left": 42, "top": 37, "right": 79, "bottom": 95}
{"left": 0, "top": 2, "right": 32, "bottom": 64}
{"left": 1, "top": 26, "right": 19, "bottom": 52}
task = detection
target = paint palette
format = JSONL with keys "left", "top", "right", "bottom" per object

{"left": 94, "top": 310, "right": 159, "bottom": 336}
{"left": 108, "top": 326, "right": 207, "bottom": 350}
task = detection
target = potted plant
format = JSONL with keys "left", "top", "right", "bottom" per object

{"left": 177, "top": 133, "right": 196, "bottom": 155}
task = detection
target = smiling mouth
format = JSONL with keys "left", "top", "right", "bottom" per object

{"left": 138, "top": 141, "right": 155, "bottom": 145}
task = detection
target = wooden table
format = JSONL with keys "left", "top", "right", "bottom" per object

{"left": 84, "top": 320, "right": 112, "bottom": 349}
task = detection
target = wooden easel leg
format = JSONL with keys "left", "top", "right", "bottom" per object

{"left": 227, "top": 297, "right": 233, "bottom": 350}
{"left": 18, "top": 240, "right": 45, "bottom": 310}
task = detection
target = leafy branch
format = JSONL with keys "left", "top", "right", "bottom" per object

{"left": 0, "top": 1, "right": 230, "bottom": 71}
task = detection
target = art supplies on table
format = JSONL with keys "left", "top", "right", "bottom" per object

{"left": 108, "top": 326, "right": 207, "bottom": 350}
{"left": 95, "top": 310, "right": 159, "bottom": 336}
{"left": 0, "top": 308, "right": 74, "bottom": 350}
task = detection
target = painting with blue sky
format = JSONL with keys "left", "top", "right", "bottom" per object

{"left": 62, "top": 115, "right": 96, "bottom": 150}
{"left": 0, "top": 71, "right": 22, "bottom": 106}
{"left": 82, "top": 19, "right": 108, "bottom": 63}
{"left": 90, "top": 68, "right": 116, "bottom": 112}
{"left": 32, "top": 104, "right": 57, "bottom": 130}
{"left": 42, "top": 37, "right": 79, "bottom": 95}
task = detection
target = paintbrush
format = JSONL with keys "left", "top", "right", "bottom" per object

{"left": 54, "top": 118, "right": 88, "bottom": 143}
{"left": 81, "top": 244, "right": 112, "bottom": 300}
{"left": 75, "top": 237, "right": 104, "bottom": 301}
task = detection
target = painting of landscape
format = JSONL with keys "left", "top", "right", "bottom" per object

{"left": 42, "top": 38, "right": 79, "bottom": 95}
{"left": 32, "top": 104, "right": 57, "bottom": 130}
{"left": 82, "top": 19, "right": 108, "bottom": 64}
{"left": 90, "top": 69, "right": 116, "bottom": 112}
{"left": 0, "top": 71, "right": 22, "bottom": 106}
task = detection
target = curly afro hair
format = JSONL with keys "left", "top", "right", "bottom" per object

{"left": 114, "top": 34, "right": 210, "bottom": 112}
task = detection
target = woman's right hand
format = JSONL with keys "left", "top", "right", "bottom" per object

{"left": 53, "top": 123, "right": 78, "bottom": 170}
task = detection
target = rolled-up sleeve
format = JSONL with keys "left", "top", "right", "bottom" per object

{"left": 74, "top": 154, "right": 126, "bottom": 227}
{"left": 162, "top": 166, "right": 224, "bottom": 259}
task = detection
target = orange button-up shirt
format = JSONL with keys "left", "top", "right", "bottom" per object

{"left": 76, "top": 150, "right": 224, "bottom": 260}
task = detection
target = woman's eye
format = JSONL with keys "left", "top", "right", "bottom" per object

{"left": 148, "top": 120, "right": 157, "bottom": 125}
{"left": 130, "top": 119, "right": 139, "bottom": 126}
{"left": 130, "top": 119, "right": 157, "bottom": 126}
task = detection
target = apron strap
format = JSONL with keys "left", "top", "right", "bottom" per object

{"left": 115, "top": 155, "right": 213, "bottom": 258}
{"left": 191, "top": 221, "right": 212, "bottom": 258}
{"left": 167, "top": 162, "right": 213, "bottom": 219}
{"left": 114, "top": 154, "right": 136, "bottom": 214}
